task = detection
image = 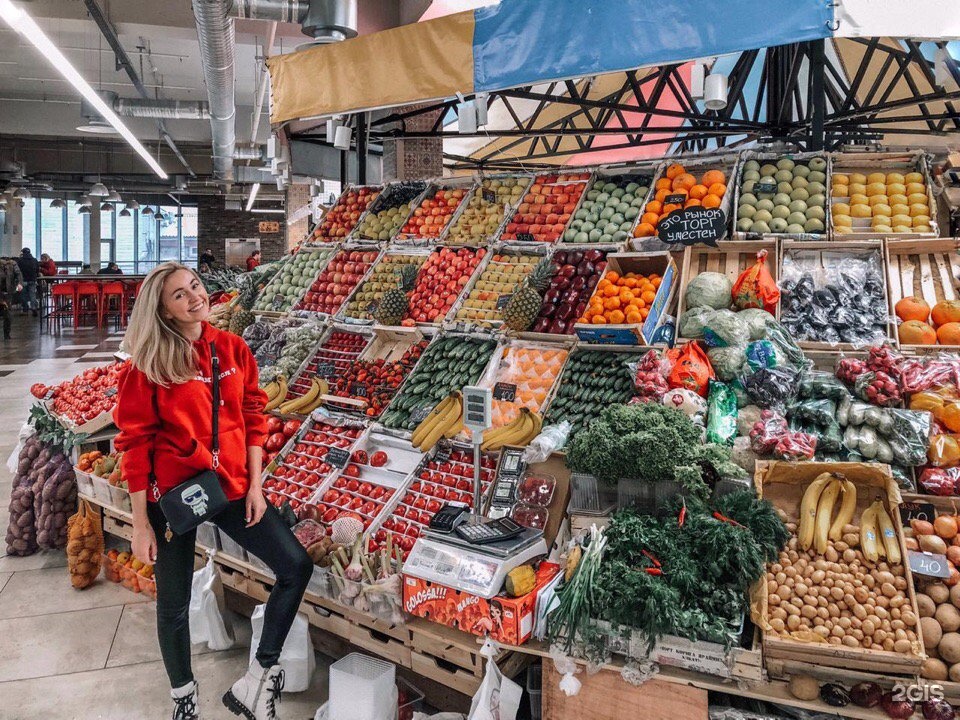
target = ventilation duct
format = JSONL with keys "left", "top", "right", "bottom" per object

{"left": 114, "top": 98, "right": 210, "bottom": 120}
{"left": 193, "top": 0, "right": 236, "bottom": 180}
{"left": 229, "top": 0, "right": 357, "bottom": 42}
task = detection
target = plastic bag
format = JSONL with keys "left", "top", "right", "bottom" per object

{"left": 853, "top": 371, "right": 901, "bottom": 407}
{"left": 919, "top": 466, "right": 960, "bottom": 496}
{"left": 739, "top": 308, "right": 772, "bottom": 341}
{"left": 468, "top": 651, "right": 522, "bottom": 720}
{"left": 928, "top": 433, "right": 960, "bottom": 468}
{"left": 763, "top": 318, "right": 809, "bottom": 370}
{"left": 774, "top": 432, "right": 817, "bottom": 461}
{"left": 665, "top": 342, "right": 715, "bottom": 397}
{"left": 703, "top": 309, "right": 750, "bottom": 348}
{"left": 5, "top": 421, "right": 34, "bottom": 475}
{"left": 732, "top": 249, "right": 780, "bottom": 313}
{"left": 788, "top": 398, "right": 836, "bottom": 427}
{"left": 743, "top": 365, "right": 801, "bottom": 409}
{"left": 749, "top": 410, "right": 789, "bottom": 454}
{"left": 745, "top": 340, "right": 782, "bottom": 372}
{"left": 523, "top": 421, "right": 571, "bottom": 463}
{"left": 886, "top": 408, "right": 932, "bottom": 466}
{"left": 899, "top": 355, "right": 960, "bottom": 394}
{"left": 708, "top": 345, "right": 747, "bottom": 382}
{"left": 249, "top": 606, "right": 314, "bottom": 691}
{"left": 798, "top": 370, "right": 849, "bottom": 402}
{"left": 630, "top": 350, "right": 670, "bottom": 401}
{"left": 737, "top": 405, "right": 763, "bottom": 436}
{"left": 662, "top": 388, "right": 708, "bottom": 425}
{"left": 66, "top": 499, "right": 103, "bottom": 590}
{"left": 678, "top": 307, "right": 714, "bottom": 339}
{"left": 706, "top": 381, "right": 737, "bottom": 446}
{"left": 190, "top": 555, "right": 234, "bottom": 651}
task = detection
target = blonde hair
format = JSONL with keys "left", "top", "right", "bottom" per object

{"left": 124, "top": 262, "right": 203, "bottom": 386}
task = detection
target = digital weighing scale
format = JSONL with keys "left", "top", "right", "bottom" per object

{"left": 403, "top": 524, "right": 547, "bottom": 599}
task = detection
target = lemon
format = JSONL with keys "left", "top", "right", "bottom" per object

{"left": 892, "top": 225, "right": 913, "bottom": 233}
{"left": 888, "top": 194, "right": 909, "bottom": 207}
{"left": 912, "top": 215, "right": 931, "bottom": 226}
{"left": 913, "top": 223, "right": 932, "bottom": 233}
{"left": 909, "top": 203, "right": 929, "bottom": 217}
{"left": 834, "top": 225, "right": 853, "bottom": 235}
{"left": 872, "top": 216, "right": 892, "bottom": 229}
{"left": 907, "top": 193, "right": 928, "bottom": 206}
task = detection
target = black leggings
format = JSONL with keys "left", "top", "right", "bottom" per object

{"left": 147, "top": 500, "right": 313, "bottom": 689}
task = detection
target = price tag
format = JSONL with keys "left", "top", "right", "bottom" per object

{"left": 367, "top": 300, "right": 378, "bottom": 316}
{"left": 104, "top": 387, "right": 118, "bottom": 398}
{"left": 272, "top": 294, "right": 285, "bottom": 310}
{"left": 433, "top": 443, "right": 451, "bottom": 463}
{"left": 481, "top": 188, "right": 496, "bottom": 204}
{"left": 410, "top": 405, "right": 435, "bottom": 424}
{"left": 492, "top": 382, "right": 517, "bottom": 402}
{"left": 496, "top": 294, "right": 513, "bottom": 310}
{"left": 351, "top": 383, "right": 368, "bottom": 398}
{"left": 899, "top": 501, "right": 937, "bottom": 526}
{"left": 44, "top": 388, "right": 56, "bottom": 400}
{"left": 325, "top": 447, "right": 351, "bottom": 469}
{"left": 664, "top": 193, "right": 687, "bottom": 205}
{"left": 516, "top": 232, "right": 535, "bottom": 243}
{"left": 753, "top": 178, "right": 778, "bottom": 195}
{"left": 907, "top": 550, "right": 952, "bottom": 579}
{"left": 656, "top": 207, "right": 726, "bottom": 248}
{"left": 316, "top": 363, "right": 337, "bottom": 379}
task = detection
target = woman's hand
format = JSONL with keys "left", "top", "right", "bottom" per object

{"left": 132, "top": 520, "right": 157, "bottom": 564}
{"left": 245, "top": 485, "right": 268, "bottom": 528}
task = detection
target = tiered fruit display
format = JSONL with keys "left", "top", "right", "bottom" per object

{"left": 373, "top": 450, "right": 498, "bottom": 558}
{"left": 486, "top": 345, "right": 567, "bottom": 428}
{"left": 327, "top": 339, "right": 428, "bottom": 417}
{"left": 565, "top": 174, "right": 649, "bottom": 244}
{"left": 287, "top": 330, "right": 370, "bottom": 398}
{"left": 736, "top": 156, "right": 828, "bottom": 234}
{"left": 31, "top": 360, "right": 129, "bottom": 427}
{"left": 633, "top": 163, "right": 727, "bottom": 238}
{"left": 445, "top": 176, "right": 531, "bottom": 246}
{"left": 342, "top": 253, "right": 427, "bottom": 320}
{"left": 454, "top": 253, "right": 539, "bottom": 325}
{"left": 543, "top": 349, "right": 636, "bottom": 438}
{"left": 501, "top": 172, "right": 590, "bottom": 243}
{"left": 293, "top": 248, "right": 379, "bottom": 315}
{"left": 528, "top": 250, "right": 607, "bottom": 334}
{"left": 404, "top": 246, "right": 484, "bottom": 324}
{"left": 261, "top": 422, "right": 363, "bottom": 511}
{"left": 263, "top": 416, "right": 302, "bottom": 465}
{"left": 252, "top": 248, "right": 334, "bottom": 312}
{"left": 354, "top": 182, "right": 425, "bottom": 241}
{"left": 896, "top": 297, "right": 960, "bottom": 346}
{"left": 310, "top": 186, "right": 380, "bottom": 242}
{"left": 578, "top": 269, "right": 663, "bottom": 326}
{"left": 399, "top": 185, "right": 469, "bottom": 239}
{"left": 380, "top": 336, "right": 497, "bottom": 431}
{"left": 831, "top": 169, "right": 932, "bottom": 235}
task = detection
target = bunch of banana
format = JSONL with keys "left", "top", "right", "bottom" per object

{"left": 860, "top": 499, "right": 902, "bottom": 565}
{"left": 276, "top": 378, "right": 328, "bottom": 415}
{"left": 411, "top": 393, "right": 464, "bottom": 451}
{"left": 263, "top": 376, "right": 288, "bottom": 411}
{"left": 798, "top": 472, "right": 857, "bottom": 553}
{"left": 480, "top": 408, "right": 542, "bottom": 452}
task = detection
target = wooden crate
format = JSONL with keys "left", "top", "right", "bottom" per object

{"left": 755, "top": 461, "right": 925, "bottom": 676}
{"left": 348, "top": 623, "right": 413, "bottom": 667}
{"left": 885, "top": 238, "right": 960, "bottom": 350}
{"left": 676, "top": 238, "right": 779, "bottom": 342}
{"left": 408, "top": 618, "right": 486, "bottom": 678}
{"left": 779, "top": 239, "right": 895, "bottom": 351}
{"left": 410, "top": 650, "right": 484, "bottom": 697}
{"left": 561, "top": 162, "right": 660, "bottom": 247}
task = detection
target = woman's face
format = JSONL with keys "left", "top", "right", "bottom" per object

{"left": 161, "top": 269, "right": 209, "bottom": 326}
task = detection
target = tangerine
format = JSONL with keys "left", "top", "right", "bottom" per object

{"left": 665, "top": 163, "right": 686, "bottom": 180}
{"left": 608, "top": 310, "right": 625, "bottom": 324}
{"left": 634, "top": 222, "right": 656, "bottom": 237}
{"left": 701, "top": 169, "right": 726, "bottom": 187}
{"left": 672, "top": 174, "right": 697, "bottom": 191}
{"left": 938, "top": 322, "right": 960, "bottom": 345}
{"left": 707, "top": 182, "right": 727, "bottom": 197}
{"left": 688, "top": 184, "right": 709, "bottom": 200}
{"left": 702, "top": 194, "right": 722, "bottom": 209}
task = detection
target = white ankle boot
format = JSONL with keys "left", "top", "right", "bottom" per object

{"left": 223, "top": 663, "right": 285, "bottom": 720}
{"left": 171, "top": 681, "right": 200, "bottom": 720}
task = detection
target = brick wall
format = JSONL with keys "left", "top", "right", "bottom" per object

{"left": 197, "top": 196, "right": 287, "bottom": 267}
{"left": 382, "top": 103, "right": 444, "bottom": 180}
{"left": 285, "top": 183, "right": 313, "bottom": 249}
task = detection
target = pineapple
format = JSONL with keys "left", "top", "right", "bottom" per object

{"left": 374, "top": 264, "right": 418, "bottom": 326}
{"left": 228, "top": 274, "right": 258, "bottom": 335}
{"left": 501, "top": 257, "right": 554, "bottom": 330}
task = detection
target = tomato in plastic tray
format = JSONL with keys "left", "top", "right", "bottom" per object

{"left": 512, "top": 503, "right": 548, "bottom": 529}
{"left": 516, "top": 473, "right": 556, "bottom": 506}
{"left": 291, "top": 519, "right": 326, "bottom": 548}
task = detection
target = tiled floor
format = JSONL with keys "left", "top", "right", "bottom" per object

{"left": 0, "top": 317, "right": 332, "bottom": 719}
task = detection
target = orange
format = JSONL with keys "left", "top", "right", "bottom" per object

{"left": 619, "top": 289, "right": 635, "bottom": 303}
{"left": 701, "top": 169, "right": 726, "bottom": 187}
{"left": 645, "top": 200, "right": 663, "bottom": 215}
{"left": 655, "top": 189, "right": 671, "bottom": 203}
{"left": 665, "top": 163, "right": 686, "bottom": 180}
{"left": 607, "top": 310, "right": 625, "bottom": 324}
{"left": 623, "top": 277, "right": 638, "bottom": 289}
{"left": 663, "top": 203, "right": 682, "bottom": 214}
{"left": 938, "top": 322, "right": 960, "bottom": 345}
{"left": 641, "top": 212, "right": 660, "bottom": 226}
{"left": 898, "top": 320, "right": 937, "bottom": 345}
{"left": 634, "top": 222, "right": 656, "bottom": 237}
{"left": 606, "top": 271, "right": 620, "bottom": 283}
{"left": 685, "top": 199, "right": 702, "bottom": 208}
{"left": 640, "top": 307, "right": 650, "bottom": 319}
{"left": 603, "top": 297, "right": 621, "bottom": 310}
{"left": 688, "top": 184, "right": 708, "bottom": 200}
{"left": 932, "top": 300, "right": 960, "bottom": 327}
{"left": 590, "top": 315, "right": 607, "bottom": 325}
{"left": 702, "top": 194, "right": 722, "bottom": 209}
{"left": 641, "top": 290, "right": 656, "bottom": 304}
{"left": 626, "top": 311, "right": 643, "bottom": 324}
{"left": 651, "top": 276, "right": 662, "bottom": 288}
{"left": 602, "top": 285, "right": 619, "bottom": 297}
{"left": 656, "top": 178, "right": 673, "bottom": 191}
{"left": 707, "top": 182, "right": 727, "bottom": 197}
{"left": 895, "top": 296, "right": 931, "bottom": 323}
{"left": 672, "top": 173, "right": 697, "bottom": 191}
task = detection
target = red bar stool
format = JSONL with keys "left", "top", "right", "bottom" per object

{"left": 75, "top": 281, "right": 101, "bottom": 328}
{"left": 47, "top": 281, "right": 78, "bottom": 332}
{"left": 99, "top": 282, "right": 127, "bottom": 329}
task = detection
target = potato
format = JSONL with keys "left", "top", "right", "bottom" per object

{"left": 950, "top": 584, "right": 960, "bottom": 609}
{"left": 922, "top": 658, "right": 949, "bottom": 680}
{"left": 937, "top": 604, "right": 960, "bottom": 633}
{"left": 939, "top": 632, "right": 960, "bottom": 663}
{"left": 788, "top": 675, "right": 820, "bottom": 701}
{"left": 951, "top": 664, "right": 960, "bottom": 683}
{"left": 922, "top": 616, "right": 943, "bottom": 649}
{"left": 928, "top": 583, "right": 951, "bottom": 604}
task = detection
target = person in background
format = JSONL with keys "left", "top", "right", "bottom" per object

{"left": 79, "top": 264, "right": 95, "bottom": 275}
{"left": 199, "top": 249, "right": 216, "bottom": 269}
{"left": 245, "top": 250, "right": 261, "bottom": 272}
{"left": 0, "top": 258, "right": 23, "bottom": 339}
{"left": 16, "top": 248, "right": 39, "bottom": 317}
{"left": 39, "top": 253, "right": 57, "bottom": 277}
{"left": 98, "top": 262, "right": 122, "bottom": 275}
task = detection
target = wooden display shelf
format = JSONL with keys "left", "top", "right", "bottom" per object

{"left": 885, "top": 237, "right": 960, "bottom": 350}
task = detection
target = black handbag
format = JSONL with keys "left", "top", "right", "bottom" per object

{"left": 157, "top": 340, "right": 229, "bottom": 538}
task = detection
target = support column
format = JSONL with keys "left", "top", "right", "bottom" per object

{"left": 87, "top": 204, "right": 102, "bottom": 270}
{"left": 809, "top": 39, "right": 827, "bottom": 151}
{"left": 1, "top": 202, "right": 23, "bottom": 257}
{"left": 381, "top": 103, "right": 444, "bottom": 180}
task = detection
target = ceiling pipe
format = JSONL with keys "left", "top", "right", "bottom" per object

{"left": 233, "top": 146, "right": 265, "bottom": 160}
{"left": 192, "top": 0, "right": 236, "bottom": 180}
{"left": 231, "top": 0, "right": 307, "bottom": 23}
{"left": 249, "top": 20, "right": 277, "bottom": 148}
{"left": 114, "top": 98, "right": 211, "bottom": 120}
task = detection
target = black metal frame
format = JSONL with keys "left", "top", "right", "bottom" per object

{"left": 289, "top": 39, "right": 960, "bottom": 171}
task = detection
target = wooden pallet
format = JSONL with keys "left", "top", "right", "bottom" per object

{"left": 885, "top": 238, "right": 960, "bottom": 350}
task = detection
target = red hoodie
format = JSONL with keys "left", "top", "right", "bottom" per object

{"left": 113, "top": 322, "right": 268, "bottom": 502}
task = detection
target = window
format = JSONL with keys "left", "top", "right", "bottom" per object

{"left": 38, "top": 203, "right": 64, "bottom": 261}
{"left": 20, "top": 198, "right": 37, "bottom": 253}
{"left": 158, "top": 206, "right": 180, "bottom": 261}
{"left": 138, "top": 209, "right": 158, "bottom": 272}
{"left": 181, "top": 207, "right": 198, "bottom": 262}
{"left": 65, "top": 202, "right": 86, "bottom": 263}
{"left": 115, "top": 211, "right": 136, "bottom": 273}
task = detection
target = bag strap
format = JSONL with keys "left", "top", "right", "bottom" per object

{"left": 210, "top": 340, "right": 220, "bottom": 470}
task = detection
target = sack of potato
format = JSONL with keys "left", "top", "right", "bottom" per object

{"left": 5, "top": 436, "right": 42, "bottom": 556}
{"left": 66, "top": 500, "right": 103, "bottom": 589}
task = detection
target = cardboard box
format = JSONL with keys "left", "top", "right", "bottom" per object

{"left": 574, "top": 252, "right": 677, "bottom": 345}
{"left": 402, "top": 562, "right": 560, "bottom": 646}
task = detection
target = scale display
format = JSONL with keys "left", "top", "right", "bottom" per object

{"left": 462, "top": 386, "right": 491, "bottom": 434}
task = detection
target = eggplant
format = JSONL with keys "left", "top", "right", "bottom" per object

{"left": 819, "top": 683, "right": 851, "bottom": 707}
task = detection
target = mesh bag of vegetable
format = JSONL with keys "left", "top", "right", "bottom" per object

{"left": 5, "top": 435, "right": 41, "bottom": 556}
{"left": 66, "top": 500, "right": 104, "bottom": 590}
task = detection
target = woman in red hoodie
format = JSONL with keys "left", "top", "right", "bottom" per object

{"left": 114, "top": 262, "right": 311, "bottom": 720}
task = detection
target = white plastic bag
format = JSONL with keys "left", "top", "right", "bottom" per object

{"left": 249, "top": 605, "right": 315, "bottom": 692}
{"left": 468, "top": 645, "right": 522, "bottom": 720}
{"left": 6, "top": 421, "right": 34, "bottom": 475}
{"left": 189, "top": 556, "right": 233, "bottom": 651}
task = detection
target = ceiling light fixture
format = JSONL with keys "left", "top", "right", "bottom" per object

{"left": 88, "top": 181, "right": 109, "bottom": 197}
{"left": 250, "top": 208, "right": 285, "bottom": 215}
{"left": 119, "top": 207, "right": 131, "bottom": 217}
{"left": 78, "top": 205, "right": 90, "bottom": 214}
{"left": 12, "top": 187, "right": 30, "bottom": 199}
{"left": 704, "top": 73, "right": 728, "bottom": 111}
{"left": 333, "top": 125, "right": 352, "bottom": 150}
{"left": 100, "top": 202, "right": 113, "bottom": 211}
{"left": 142, "top": 206, "right": 153, "bottom": 216}
{"left": 0, "top": 0, "right": 168, "bottom": 179}
{"left": 125, "top": 200, "right": 139, "bottom": 210}
{"left": 107, "top": 189, "right": 122, "bottom": 202}
{"left": 79, "top": 195, "right": 92, "bottom": 207}
{"left": 245, "top": 183, "right": 260, "bottom": 212}
{"left": 49, "top": 197, "right": 65, "bottom": 209}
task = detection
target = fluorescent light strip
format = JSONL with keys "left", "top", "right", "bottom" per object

{"left": 251, "top": 208, "right": 285, "bottom": 215}
{"left": 245, "top": 183, "right": 260, "bottom": 212}
{"left": 0, "top": 0, "right": 168, "bottom": 179}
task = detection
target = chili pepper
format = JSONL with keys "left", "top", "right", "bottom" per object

{"left": 678, "top": 502, "right": 686, "bottom": 528}
{"left": 641, "top": 549, "right": 662, "bottom": 568}
{"left": 644, "top": 567, "right": 663, "bottom": 576}
{"left": 712, "top": 511, "right": 743, "bottom": 528}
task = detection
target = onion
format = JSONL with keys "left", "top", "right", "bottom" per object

{"left": 849, "top": 681, "right": 883, "bottom": 708}
{"left": 920, "top": 534, "right": 949, "bottom": 554}
{"left": 913, "top": 519, "right": 936, "bottom": 536}
{"left": 881, "top": 691, "right": 915, "bottom": 719}
{"left": 922, "top": 698, "right": 955, "bottom": 720}
{"left": 935, "top": 515, "right": 959, "bottom": 539}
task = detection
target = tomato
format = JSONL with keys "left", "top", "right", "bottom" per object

{"left": 456, "top": 478, "right": 471, "bottom": 491}
{"left": 446, "top": 489, "right": 460, "bottom": 501}
{"left": 413, "top": 497, "right": 427, "bottom": 510}
{"left": 370, "top": 486, "right": 385, "bottom": 500}
{"left": 358, "top": 482, "right": 373, "bottom": 497}
{"left": 426, "top": 500, "right": 441, "bottom": 513}
{"left": 322, "top": 490, "right": 339, "bottom": 503}
{"left": 398, "top": 537, "right": 415, "bottom": 551}
{"left": 419, "top": 511, "right": 433, "bottom": 525}
{"left": 352, "top": 450, "right": 369, "bottom": 465}
{"left": 394, "top": 506, "right": 406, "bottom": 518}
{"left": 441, "top": 475, "right": 456, "bottom": 488}
{"left": 266, "top": 416, "right": 284, "bottom": 434}
{"left": 349, "top": 497, "right": 364, "bottom": 510}
{"left": 282, "top": 419, "right": 302, "bottom": 436}
{"left": 360, "top": 501, "right": 376, "bottom": 516}
{"left": 370, "top": 451, "right": 388, "bottom": 467}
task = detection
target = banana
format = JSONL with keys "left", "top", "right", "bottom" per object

{"left": 828, "top": 478, "right": 857, "bottom": 541}
{"left": 411, "top": 394, "right": 456, "bottom": 448}
{"left": 814, "top": 479, "right": 841, "bottom": 555}
{"left": 278, "top": 378, "right": 322, "bottom": 415}
{"left": 297, "top": 380, "right": 330, "bottom": 415}
{"left": 874, "top": 501, "right": 901, "bottom": 565}
{"left": 418, "top": 394, "right": 462, "bottom": 451}
{"left": 860, "top": 503, "right": 881, "bottom": 563}
{"left": 264, "top": 375, "right": 288, "bottom": 411}
{"left": 443, "top": 419, "right": 463, "bottom": 439}
{"left": 526, "top": 411, "right": 543, "bottom": 441}
{"left": 486, "top": 409, "right": 535, "bottom": 451}
{"left": 480, "top": 411, "right": 525, "bottom": 451}
{"left": 263, "top": 381, "right": 280, "bottom": 401}
{"left": 798, "top": 472, "right": 835, "bottom": 551}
